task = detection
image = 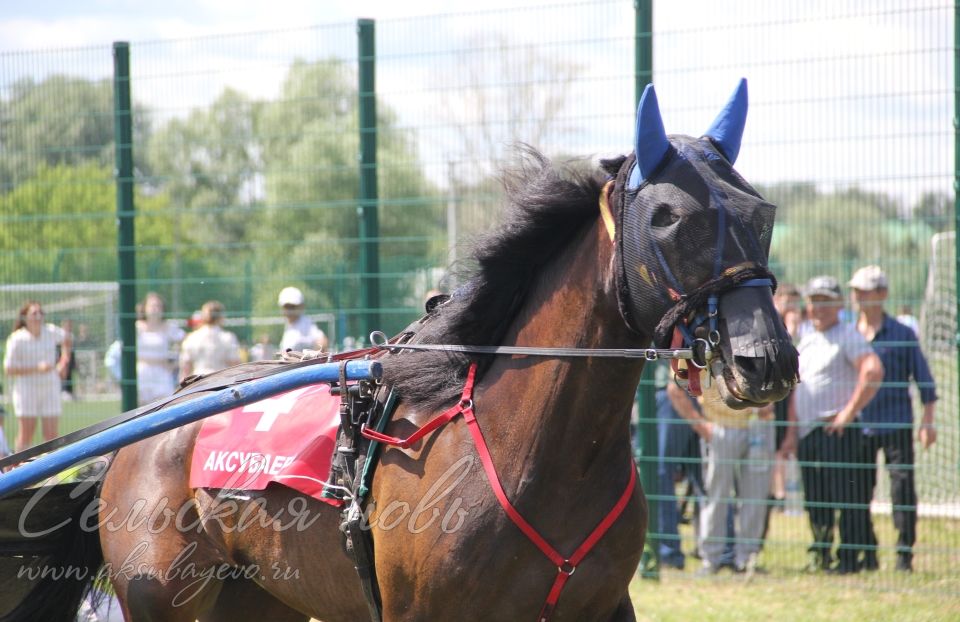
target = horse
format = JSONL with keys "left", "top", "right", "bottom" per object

{"left": 5, "top": 79, "right": 798, "bottom": 621}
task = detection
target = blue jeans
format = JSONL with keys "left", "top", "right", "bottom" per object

{"left": 656, "top": 389, "right": 694, "bottom": 565}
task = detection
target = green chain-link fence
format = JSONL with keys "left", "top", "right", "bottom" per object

{"left": 0, "top": 0, "right": 957, "bottom": 612}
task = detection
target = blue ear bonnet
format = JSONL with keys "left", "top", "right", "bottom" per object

{"left": 628, "top": 78, "right": 749, "bottom": 190}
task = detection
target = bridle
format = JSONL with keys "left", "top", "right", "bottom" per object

{"left": 609, "top": 152, "right": 778, "bottom": 395}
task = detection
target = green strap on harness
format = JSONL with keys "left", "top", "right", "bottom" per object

{"left": 358, "top": 389, "right": 396, "bottom": 500}
{"left": 319, "top": 387, "right": 397, "bottom": 504}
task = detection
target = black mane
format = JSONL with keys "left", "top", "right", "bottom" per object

{"left": 381, "top": 147, "right": 622, "bottom": 411}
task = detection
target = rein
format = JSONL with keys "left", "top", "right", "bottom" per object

{"left": 368, "top": 331, "right": 715, "bottom": 366}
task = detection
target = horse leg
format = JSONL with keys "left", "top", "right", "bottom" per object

{"left": 199, "top": 577, "right": 308, "bottom": 622}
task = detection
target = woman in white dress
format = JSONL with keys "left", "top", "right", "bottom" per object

{"left": 136, "top": 292, "right": 184, "bottom": 406}
{"left": 3, "top": 301, "right": 71, "bottom": 451}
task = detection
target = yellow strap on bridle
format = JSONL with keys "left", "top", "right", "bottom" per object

{"left": 598, "top": 180, "right": 616, "bottom": 242}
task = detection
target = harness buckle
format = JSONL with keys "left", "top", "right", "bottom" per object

{"left": 690, "top": 338, "right": 712, "bottom": 369}
{"left": 643, "top": 349, "right": 658, "bottom": 361}
{"left": 558, "top": 561, "right": 576, "bottom": 576}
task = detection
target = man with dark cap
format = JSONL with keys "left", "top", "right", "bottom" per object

{"left": 785, "top": 275, "right": 883, "bottom": 574}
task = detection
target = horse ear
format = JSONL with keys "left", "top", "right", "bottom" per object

{"left": 628, "top": 84, "right": 670, "bottom": 189}
{"left": 704, "top": 78, "right": 748, "bottom": 164}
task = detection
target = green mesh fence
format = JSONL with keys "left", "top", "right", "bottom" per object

{"left": 0, "top": 0, "right": 957, "bottom": 613}
{"left": 644, "top": 0, "right": 959, "bottom": 604}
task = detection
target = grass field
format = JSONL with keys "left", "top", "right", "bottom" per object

{"left": 633, "top": 509, "right": 960, "bottom": 621}
{"left": 0, "top": 397, "right": 121, "bottom": 448}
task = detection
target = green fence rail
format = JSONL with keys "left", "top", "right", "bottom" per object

{"left": 0, "top": 0, "right": 956, "bottom": 613}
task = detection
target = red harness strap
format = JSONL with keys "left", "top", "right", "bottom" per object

{"left": 669, "top": 327, "right": 701, "bottom": 396}
{"left": 361, "top": 363, "right": 638, "bottom": 621}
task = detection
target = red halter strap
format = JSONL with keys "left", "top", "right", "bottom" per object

{"left": 361, "top": 363, "right": 637, "bottom": 621}
{"left": 669, "top": 326, "right": 702, "bottom": 396}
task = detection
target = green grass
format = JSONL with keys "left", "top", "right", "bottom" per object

{"left": 0, "top": 397, "right": 120, "bottom": 448}
{"left": 633, "top": 509, "right": 960, "bottom": 621}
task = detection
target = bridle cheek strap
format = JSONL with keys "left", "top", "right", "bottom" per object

{"left": 361, "top": 363, "right": 637, "bottom": 621}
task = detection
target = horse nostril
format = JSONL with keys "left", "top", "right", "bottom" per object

{"left": 734, "top": 356, "right": 769, "bottom": 386}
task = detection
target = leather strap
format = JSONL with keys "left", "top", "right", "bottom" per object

{"left": 362, "top": 363, "right": 637, "bottom": 620}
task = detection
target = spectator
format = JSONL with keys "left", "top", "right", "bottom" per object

{"left": 770, "top": 283, "right": 802, "bottom": 503}
{"left": 668, "top": 372, "right": 775, "bottom": 575}
{"left": 278, "top": 287, "right": 328, "bottom": 353}
{"left": 249, "top": 334, "right": 276, "bottom": 362}
{"left": 104, "top": 339, "right": 122, "bottom": 387}
{"left": 58, "top": 319, "right": 77, "bottom": 400}
{"left": 787, "top": 275, "right": 883, "bottom": 574}
{"left": 135, "top": 292, "right": 185, "bottom": 406}
{"left": 849, "top": 265, "right": 937, "bottom": 573}
{"left": 3, "top": 301, "right": 72, "bottom": 451}
{"left": 179, "top": 301, "right": 240, "bottom": 380}
{"left": 773, "top": 283, "right": 803, "bottom": 341}
{"left": 653, "top": 361, "right": 699, "bottom": 569}
{"left": 0, "top": 401, "right": 8, "bottom": 458}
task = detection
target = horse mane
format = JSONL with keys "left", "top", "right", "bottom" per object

{"left": 381, "top": 147, "right": 625, "bottom": 411}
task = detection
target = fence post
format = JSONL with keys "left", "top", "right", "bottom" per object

{"left": 634, "top": 0, "right": 659, "bottom": 580}
{"left": 357, "top": 19, "right": 380, "bottom": 340}
{"left": 113, "top": 41, "right": 138, "bottom": 412}
{"left": 954, "top": 2, "right": 960, "bottom": 384}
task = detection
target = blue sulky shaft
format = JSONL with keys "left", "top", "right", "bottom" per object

{"left": 0, "top": 360, "right": 381, "bottom": 499}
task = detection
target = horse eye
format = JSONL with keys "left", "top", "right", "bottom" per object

{"left": 651, "top": 204, "right": 680, "bottom": 228}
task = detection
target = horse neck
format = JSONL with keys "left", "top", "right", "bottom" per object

{"left": 478, "top": 218, "right": 645, "bottom": 484}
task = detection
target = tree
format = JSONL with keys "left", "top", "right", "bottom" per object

{"left": 142, "top": 58, "right": 443, "bottom": 339}
{"left": 253, "top": 59, "right": 443, "bottom": 336}
{"left": 913, "top": 191, "right": 953, "bottom": 233}
{"left": 146, "top": 87, "right": 261, "bottom": 243}
{"left": 0, "top": 162, "right": 172, "bottom": 283}
{"left": 0, "top": 75, "right": 151, "bottom": 188}
{"left": 769, "top": 188, "right": 933, "bottom": 304}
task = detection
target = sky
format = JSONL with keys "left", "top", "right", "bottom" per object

{"left": 0, "top": 0, "right": 952, "bottom": 205}
{"left": 0, "top": 0, "right": 533, "bottom": 48}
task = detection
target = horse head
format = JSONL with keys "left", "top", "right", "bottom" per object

{"left": 610, "top": 78, "right": 799, "bottom": 408}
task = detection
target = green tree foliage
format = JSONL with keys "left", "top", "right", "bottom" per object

{"left": 0, "top": 162, "right": 169, "bottom": 284}
{"left": 146, "top": 87, "right": 260, "bottom": 243}
{"left": 769, "top": 185, "right": 935, "bottom": 305}
{"left": 143, "top": 58, "right": 443, "bottom": 338}
{"left": 251, "top": 59, "right": 444, "bottom": 333}
{"left": 0, "top": 75, "right": 151, "bottom": 188}
{"left": 913, "top": 191, "right": 954, "bottom": 233}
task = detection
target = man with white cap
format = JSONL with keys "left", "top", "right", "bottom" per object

{"left": 278, "top": 286, "right": 328, "bottom": 353}
{"left": 786, "top": 275, "right": 883, "bottom": 574}
{"left": 849, "top": 265, "right": 937, "bottom": 572}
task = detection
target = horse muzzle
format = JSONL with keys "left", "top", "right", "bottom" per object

{"left": 710, "top": 286, "right": 799, "bottom": 408}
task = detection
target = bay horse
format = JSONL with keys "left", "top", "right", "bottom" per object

{"left": 7, "top": 79, "right": 798, "bottom": 621}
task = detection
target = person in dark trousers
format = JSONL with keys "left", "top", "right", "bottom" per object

{"left": 849, "top": 265, "right": 937, "bottom": 573}
{"left": 786, "top": 276, "right": 883, "bottom": 574}
{"left": 653, "top": 362, "right": 699, "bottom": 569}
